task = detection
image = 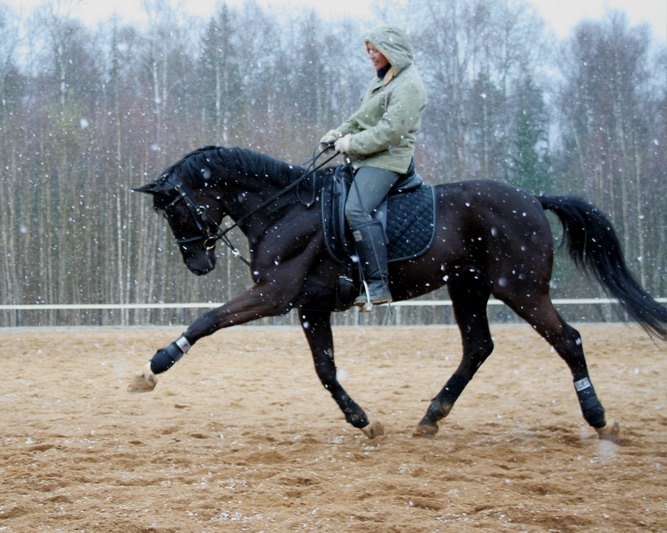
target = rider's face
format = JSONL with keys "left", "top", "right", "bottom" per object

{"left": 367, "top": 45, "right": 389, "bottom": 71}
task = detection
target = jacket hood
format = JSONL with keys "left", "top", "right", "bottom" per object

{"left": 365, "top": 26, "right": 414, "bottom": 76}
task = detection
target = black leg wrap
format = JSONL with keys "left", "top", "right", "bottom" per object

{"left": 575, "top": 377, "right": 606, "bottom": 429}
{"left": 150, "top": 342, "right": 185, "bottom": 374}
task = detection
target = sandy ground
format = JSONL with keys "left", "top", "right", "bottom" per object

{"left": 0, "top": 324, "right": 665, "bottom": 532}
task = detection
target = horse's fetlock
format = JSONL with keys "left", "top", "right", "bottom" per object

{"left": 425, "top": 399, "right": 451, "bottom": 423}
{"left": 150, "top": 337, "right": 189, "bottom": 374}
{"left": 347, "top": 412, "right": 369, "bottom": 429}
{"left": 574, "top": 376, "right": 606, "bottom": 428}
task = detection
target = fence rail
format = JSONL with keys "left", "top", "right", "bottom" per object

{"left": 1, "top": 298, "right": 665, "bottom": 328}
{"left": 1, "top": 298, "right": 666, "bottom": 311}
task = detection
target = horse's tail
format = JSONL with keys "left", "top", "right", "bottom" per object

{"left": 539, "top": 194, "right": 666, "bottom": 340}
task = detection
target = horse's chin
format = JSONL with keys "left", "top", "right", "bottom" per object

{"left": 184, "top": 254, "right": 216, "bottom": 276}
{"left": 189, "top": 265, "right": 214, "bottom": 276}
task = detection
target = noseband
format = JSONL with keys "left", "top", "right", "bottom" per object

{"left": 165, "top": 181, "right": 223, "bottom": 250}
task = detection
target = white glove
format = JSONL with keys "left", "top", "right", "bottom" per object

{"left": 334, "top": 134, "right": 351, "bottom": 154}
{"left": 318, "top": 129, "right": 340, "bottom": 151}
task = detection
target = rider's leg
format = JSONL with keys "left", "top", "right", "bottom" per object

{"left": 345, "top": 166, "right": 399, "bottom": 307}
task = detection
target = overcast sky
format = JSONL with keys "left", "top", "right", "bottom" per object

{"left": 4, "top": 0, "right": 667, "bottom": 41}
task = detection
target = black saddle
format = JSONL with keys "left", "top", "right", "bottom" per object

{"left": 320, "top": 162, "right": 436, "bottom": 266}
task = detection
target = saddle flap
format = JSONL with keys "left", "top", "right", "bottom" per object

{"left": 321, "top": 164, "right": 435, "bottom": 265}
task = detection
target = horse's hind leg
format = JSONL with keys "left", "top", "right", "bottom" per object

{"left": 501, "top": 292, "right": 619, "bottom": 441}
{"left": 415, "top": 279, "right": 494, "bottom": 436}
{"left": 299, "top": 309, "right": 384, "bottom": 439}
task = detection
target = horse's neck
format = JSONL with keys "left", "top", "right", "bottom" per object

{"left": 215, "top": 150, "right": 299, "bottom": 232}
{"left": 223, "top": 149, "right": 296, "bottom": 191}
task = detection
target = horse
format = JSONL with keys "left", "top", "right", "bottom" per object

{"left": 129, "top": 145, "right": 666, "bottom": 441}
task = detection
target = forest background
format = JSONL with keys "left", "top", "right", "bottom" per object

{"left": 0, "top": 0, "right": 665, "bottom": 326}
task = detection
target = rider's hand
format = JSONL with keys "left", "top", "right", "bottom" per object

{"left": 318, "top": 129, "right": 340, "bottom": 151}
{"left": 334, "top": 134, "right": 351, "bottom": 154}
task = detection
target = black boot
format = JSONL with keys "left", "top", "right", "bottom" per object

{"left": 350, "top": 221, "right": 392, "bottom": 309}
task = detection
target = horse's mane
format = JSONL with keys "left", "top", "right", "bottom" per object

{"left": 165, "top": 145, "right": 305, "bottom": 188}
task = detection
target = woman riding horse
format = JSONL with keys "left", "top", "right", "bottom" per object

{"left": 319, "top": 25, "right": 426, "bottom": 310}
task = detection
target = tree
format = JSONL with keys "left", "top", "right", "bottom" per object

{"left": 556, "top": 11, "right": 664, "bottom": 289}
{"left": 197, "top": 3, "right": 244, "bottom": 144}
{"left": 507, "top": 75, "right": 552, "bottom": 193}
{"left": 468, "top": 71, "right": 507, "bottom": 179}
{"left": 1, "top": 0, "right": 664, "bottom": 326}
{"left": 405, "top": 0, "right": 548, "bottom": 182}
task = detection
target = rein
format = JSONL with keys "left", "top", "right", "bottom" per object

{"left": 172, "top": 147, "right": 339, "bottom": 266}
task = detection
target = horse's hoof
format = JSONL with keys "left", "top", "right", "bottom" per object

{"left": 413, "top": 422, "right": 439, "bottom": 437}
{"left": 360, "top": 421, "right": 385, "bottom": 439}
{"left": 127, "top": 363, "right": 157, "bottom": 393}
{"left": 596, "top": 421, "right": 621, "bottom": 442}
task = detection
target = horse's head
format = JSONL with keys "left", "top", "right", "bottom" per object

{"left": 134, "top": 172, "right": 224, "bottom": 276}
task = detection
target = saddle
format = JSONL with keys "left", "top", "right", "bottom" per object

{"left": 320, "top": 161, "right": 436, "bottom": 266}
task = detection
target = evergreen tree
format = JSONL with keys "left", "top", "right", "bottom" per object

{"left": 468, "top": 72, "right": 506, "bottom": 179}
{"left": 198, "top": 3, "right": 244, "bottom": 144}
{"left": 508, "top": 75, "right": 552, "bottom": 193}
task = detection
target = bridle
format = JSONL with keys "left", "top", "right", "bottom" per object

{"left": 163, "top": 175, "right": 252, "bottom": 266}
{"left": 165, "top": 180, "right": 226, "bottom": 249}
{"left": 164, "top": 146, "right": 339, "bottom": 266}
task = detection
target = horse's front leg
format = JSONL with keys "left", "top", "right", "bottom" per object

{"left": 299, "top": 309, "right": 384, "bottom": 439}
{"left": 127, "top": 282, "right": 297, "bottom": 393}
{"left": 129, "top": 233, "right": 322, "bottom": 393}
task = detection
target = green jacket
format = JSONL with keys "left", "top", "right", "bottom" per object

{"left": 337, "top": 26, "right": 426, "bottom": 174}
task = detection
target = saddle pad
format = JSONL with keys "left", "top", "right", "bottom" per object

{"left": 386, "top": 185, "right": 436, "bottom": 262}
{"left": 320, "top": 168, "right": 436, "bottom": 264}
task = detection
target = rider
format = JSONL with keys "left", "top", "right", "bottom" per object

{"left": 319, "top": 25, "right": 426, "bottom": 309}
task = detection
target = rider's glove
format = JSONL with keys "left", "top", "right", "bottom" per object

{"left": 318, "top": 129, "right": 341, "bottom": 151}
{"left": 334, "top": 134, "right": 351, "bottom": 154}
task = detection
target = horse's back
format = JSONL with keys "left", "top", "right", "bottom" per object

{"left": 428, "top": 178, "right": 554, "bottom": 275}
{"left": 434, "top": 178, "right": 549, "bottom": 236}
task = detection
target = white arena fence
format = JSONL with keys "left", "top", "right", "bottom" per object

{"left": 1, "top": 298, "right": 665, "bottom": 328}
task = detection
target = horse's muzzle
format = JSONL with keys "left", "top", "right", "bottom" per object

{"left": 184, "top": 250, "right": 216, "bottom": 275}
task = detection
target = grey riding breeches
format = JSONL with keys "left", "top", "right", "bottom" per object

{"left": 344, "top": 166, "right": 400, "bottom": 227}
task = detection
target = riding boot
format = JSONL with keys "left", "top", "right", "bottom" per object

{"left": 351, "top": 220, "right": 392, "bottom": 309}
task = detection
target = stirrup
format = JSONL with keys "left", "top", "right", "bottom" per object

{"left": 353, "top": 281, "right": 374, "bottom": 312}
{"left": 353, "top": 280, "right": 392, "bottom": 312}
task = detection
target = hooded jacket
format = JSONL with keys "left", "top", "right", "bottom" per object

{"left": 337, "top": 26, "right": 426, "bottom": 174}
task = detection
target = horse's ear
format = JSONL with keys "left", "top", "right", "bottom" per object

{"left": 132, "top": 181, "right": 163, "bottom": 195}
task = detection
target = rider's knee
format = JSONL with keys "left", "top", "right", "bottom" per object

{"left": 344, "top": 201, "right": 371, "bottom": 227}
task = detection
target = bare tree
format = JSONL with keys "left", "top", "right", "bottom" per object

{"left": 556, "top": 11, "right": 663, "bottom": 288}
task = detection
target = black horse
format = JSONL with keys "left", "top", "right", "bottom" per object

{"left": 130, "top": 146, "right": 666, "bottom": 440}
